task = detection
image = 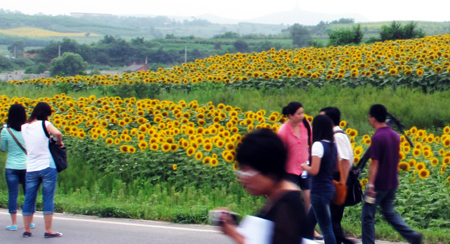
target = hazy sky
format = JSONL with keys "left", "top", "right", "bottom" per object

{"left": 2, "top": 0, "right": 449, "bottom": 22}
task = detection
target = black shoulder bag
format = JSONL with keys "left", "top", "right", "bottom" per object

{"left": 42, "top": 120, "right": 68, "bottom": 173}
{"left": 334, "top": 130, "right": 364, "bottom": 206}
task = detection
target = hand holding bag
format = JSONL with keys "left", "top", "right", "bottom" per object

{"left": 42, "top": 120, "right": 67, "bottom": 173}
{"left": 332, "top": 157, "right": 347, "bottom": 205}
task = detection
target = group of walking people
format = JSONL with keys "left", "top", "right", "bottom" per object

{"left": 2, "top": 102, "right": 63, "bottom": 238}
{"left": 220, "top": 102, "right": 423, "bottom": 244}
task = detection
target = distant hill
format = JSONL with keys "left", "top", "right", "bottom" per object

{"left": 246, "top": 9, "right": 370, "bottom": 25}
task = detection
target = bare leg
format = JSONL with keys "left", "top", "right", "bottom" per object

{"left": 10, "top": 213, "right": 17, "bottom": 226}
{"left": 302, "top": 189, "right": 311, "bottom": 211}
{"left": 44, "top": 214, "right": 55, "bottom": 234}
{"left": 31, "top": 213, "right": 34, "bottom": 224}
{"left": 23, "top": 215, "right": 32, "bottom": 233}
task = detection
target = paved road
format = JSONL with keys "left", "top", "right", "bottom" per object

{"left": 1, "top": 209, "right": 407, "bottom": 244}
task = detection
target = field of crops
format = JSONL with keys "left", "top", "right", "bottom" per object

{"left": 9, "top": 34, "right": 450, "bottom": 93}
{"left": 2, "top": 34, "right": 450, "bottom": 243}
{"left": 0, "top": 27, "right": 100, "bottom": 37}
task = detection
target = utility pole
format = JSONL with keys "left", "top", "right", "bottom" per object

{"left": 58, "top": 45, "right": 61, "bottom": 57}
{"left": 14, "top": 46, "right": 16, "bottom": 59}
{"left": 184, "top": 44, "right": 187, "bottom": 63}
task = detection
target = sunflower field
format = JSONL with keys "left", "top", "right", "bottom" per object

{"left": 7, "top": 34, "right": 450, "bottom": 93}
{"left": 2, "top": 34, "right": 450, "bottom": 243}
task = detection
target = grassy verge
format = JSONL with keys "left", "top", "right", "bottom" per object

{"left": 1, "top": 153, "right": 449, "bottom": 243}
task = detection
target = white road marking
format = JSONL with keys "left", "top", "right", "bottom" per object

{"left": 0, "top": 212, "right": 219, "bottom": 233}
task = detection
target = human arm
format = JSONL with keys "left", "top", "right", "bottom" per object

{"left": 1, "top": 128, "right": 8, "bottom": 152}
{"left": 302, "top": 155, "right": 320, "bottom": 176}
{"left": 340, "top": 159, "right": 350, "bottom": 184}
{"left": 46, "top": 122, "right": 64, "bottom": 147}
{"left": 301, "top": 141, "right": 323, "bottom": 176}
{"left": 367, "top": 159, "right": 379, "bottom": 197}
{"left": 220, "top": 213, "right": 245, "bottom": 244}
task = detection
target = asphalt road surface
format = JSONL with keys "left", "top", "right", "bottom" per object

{"left": 1, "top": 209, "right": 233, "bottom": 244}
{"left": 1, "top": 209, "right": 408, "bottom": 244}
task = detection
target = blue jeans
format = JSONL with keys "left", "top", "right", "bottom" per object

{"left": 361, "top": 188, "right": 421, "bottom": 244}
{"left": 306, "top": 190, "right": 337, "bottom": 244}
{"left": 5, "top": 169, "right": 26, "bottom": 214}
{"left": 22, "top": 167, "right": 58, "bottom": 216}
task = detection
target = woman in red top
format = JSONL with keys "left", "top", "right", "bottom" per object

{"left": 277, "top": 102, "right": 313, "bottom": 211}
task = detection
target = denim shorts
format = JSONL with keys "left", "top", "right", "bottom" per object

{"left": 22, "top": 167, "right": 58, "bottom": 216}
{"left": 286, "top": 173, "right": 311, "bottom": 190}
{"left": 5, "top": 169, "right": 27, "bottom": 214}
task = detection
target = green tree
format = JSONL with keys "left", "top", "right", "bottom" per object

{"left": 49, "top": 52, "right": 87, "bottom": 77}
{"left": 328, "top": 24, "right": 364, "bottom": 46}
{"left": 289, "top": 24, "right": 311, "bottom": 47}
{"left": 379, "top": 21, "right": 425, "bottom": 41}
{"left": 233, "top": 39, "right": 249, "bottom": 53}
{"left": 7, "top": 40, "right": 25, "bottom": 58}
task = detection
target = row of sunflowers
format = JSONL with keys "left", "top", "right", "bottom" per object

{"left": 1, "top": 94, "right": 450, "bottom": 187}
{"left": 6, "top": 34, "right": 450, "bottom": 92}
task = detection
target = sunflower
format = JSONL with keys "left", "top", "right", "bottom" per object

{"left": 115, "top": 139, "right": 121, "bottom": 145}
{"left": 415, "top": 162, "right": 426, "bottom": 171}
{"left": 172, "top": 164, "right": 177, "bottom": 170}
{"left": 443, "top": 138, "right": 450, "bottom": 148}
{"left": 150, "top": 143, "right": 159, "bottom": 151}
{"left": 210, "top": 158, "right": 219, "bottom": 167}
{"left": 339, "top": 120, "right": 347, "bottom": 128}
{"left": 412, "top": 149, "right": 421, "bottom": 157}
{"left": 354, "top": 146, "right": 363, "bottom": 156}
{"left": 441, "top": 165, "right": 446, "bottom": 175}
{"left": 203, "top": 156, "right": 211, "bottom": 164}
{"left": 120, "top": 145, "right": 129, "bottom": 153}
{"left": 398, "top": 162, "right": 410, "bottom": 171}
{"left": 408, "top": 158, "right": 416, "bottom": 167}
{"left": 444, "top": 157, "right": 450, "bottom": 165}
{"left": 105, "top": 138, "right": 114, "bottom": 145}
{"left": 127, "top": 146, "right": 136, "bottom": 154}
{"left": 138, "top": 141, "right": 148, "bottom": 151}
{"left": 186, "top": 147, "right": 196, "bottom": 157}
{"left": 444, "top": 126, "right": 450, "bottom": 134}
{"left": 418, "top": 169, "right": 430, "bottom": 179}
{"left": 195, "top": 151, "right": 203, "bottom": 161}
{"left": 430, "top": 158, "right": 439, "bottom": 167}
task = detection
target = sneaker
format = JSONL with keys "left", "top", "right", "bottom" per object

{"left": 23, "top": 232, "right": 32, "bottom": 238}
{"left": 30, "top": 223, "right": 36, "bottom": 229}
{"left": 314, "top": 234, "right": 324, "bottom": 240}
{"left": 44, "top": 232, "right": 63, "bottom": 238}
{"left": 6, "top": 225, "right": 18, "bottom": 231}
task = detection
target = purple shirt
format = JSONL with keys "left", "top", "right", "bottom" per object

{"left": 370, "top": 126, "right": 400, "bottom": 191}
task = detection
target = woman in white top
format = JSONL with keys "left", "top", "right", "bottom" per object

{"left": 21, "top": 102, "right": 63, "bottom": 238}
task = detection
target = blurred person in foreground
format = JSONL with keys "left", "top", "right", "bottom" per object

{"left": 361, "top": 104, "right": 422, "bottom": 244}
{"left": 302, "top": 115, "right": 338, "bottom": 244}
{"left": 21, "top": 102, "right": 63, "bottom": 238}
{"left": 1, "top": 104, "right": 34, "bottom": 231}
{"left": 320, "top": 107, "right": 354, "bottom": 244}
{"left": 219, "top": 128, "right": 308, "bottom": 244}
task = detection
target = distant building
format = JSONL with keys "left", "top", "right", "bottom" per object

{"left": 123, "top": 63, "right": 149, "bottom": 73}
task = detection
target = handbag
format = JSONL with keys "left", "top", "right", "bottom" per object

{"left": 42, "top": 120, "right": 67, "bottom": 173}
{"left": 6, "top": 127, "right": 27, "bottom": 154}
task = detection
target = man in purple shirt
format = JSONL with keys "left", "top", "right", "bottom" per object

{"left": 361, "top": 104, "right": 422, "bottom": 244}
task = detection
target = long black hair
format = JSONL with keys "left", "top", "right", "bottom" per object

{"left": 6, "top": 104, "right": 27, "bottom": 131}
{"left": 27, "top": 102, "right": 52, "bottom": 123}
{"left": 312, "top": 115, "right": 334, "bottom": 143}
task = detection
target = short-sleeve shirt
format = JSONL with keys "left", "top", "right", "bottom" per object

{"left": 1, "top": 127, "right": 27, "bottom": 169}
{"left": 21, "top": 120, "right": 55, "bottom": 172}
{"left": 310, "top": 140, "right": 337, "bottom": 193}
{"left": 370, "top": 126, "right": 400, "bottom": 191}
{"left": 277, "top": 122, "right": 310, "bottom": 175}
{"left": 257, "top": 191, "right": 306, "bottom": 244}
{"left": 333, "top": 126, "right": 354, "bottom": 168}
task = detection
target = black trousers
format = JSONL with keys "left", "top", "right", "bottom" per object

{"left": 331, "top": 173, "right": 354, "bottom": 244}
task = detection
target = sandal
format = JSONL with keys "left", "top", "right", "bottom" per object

{"left": 44, "top": 232, "right": 63, "bottom": 238}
